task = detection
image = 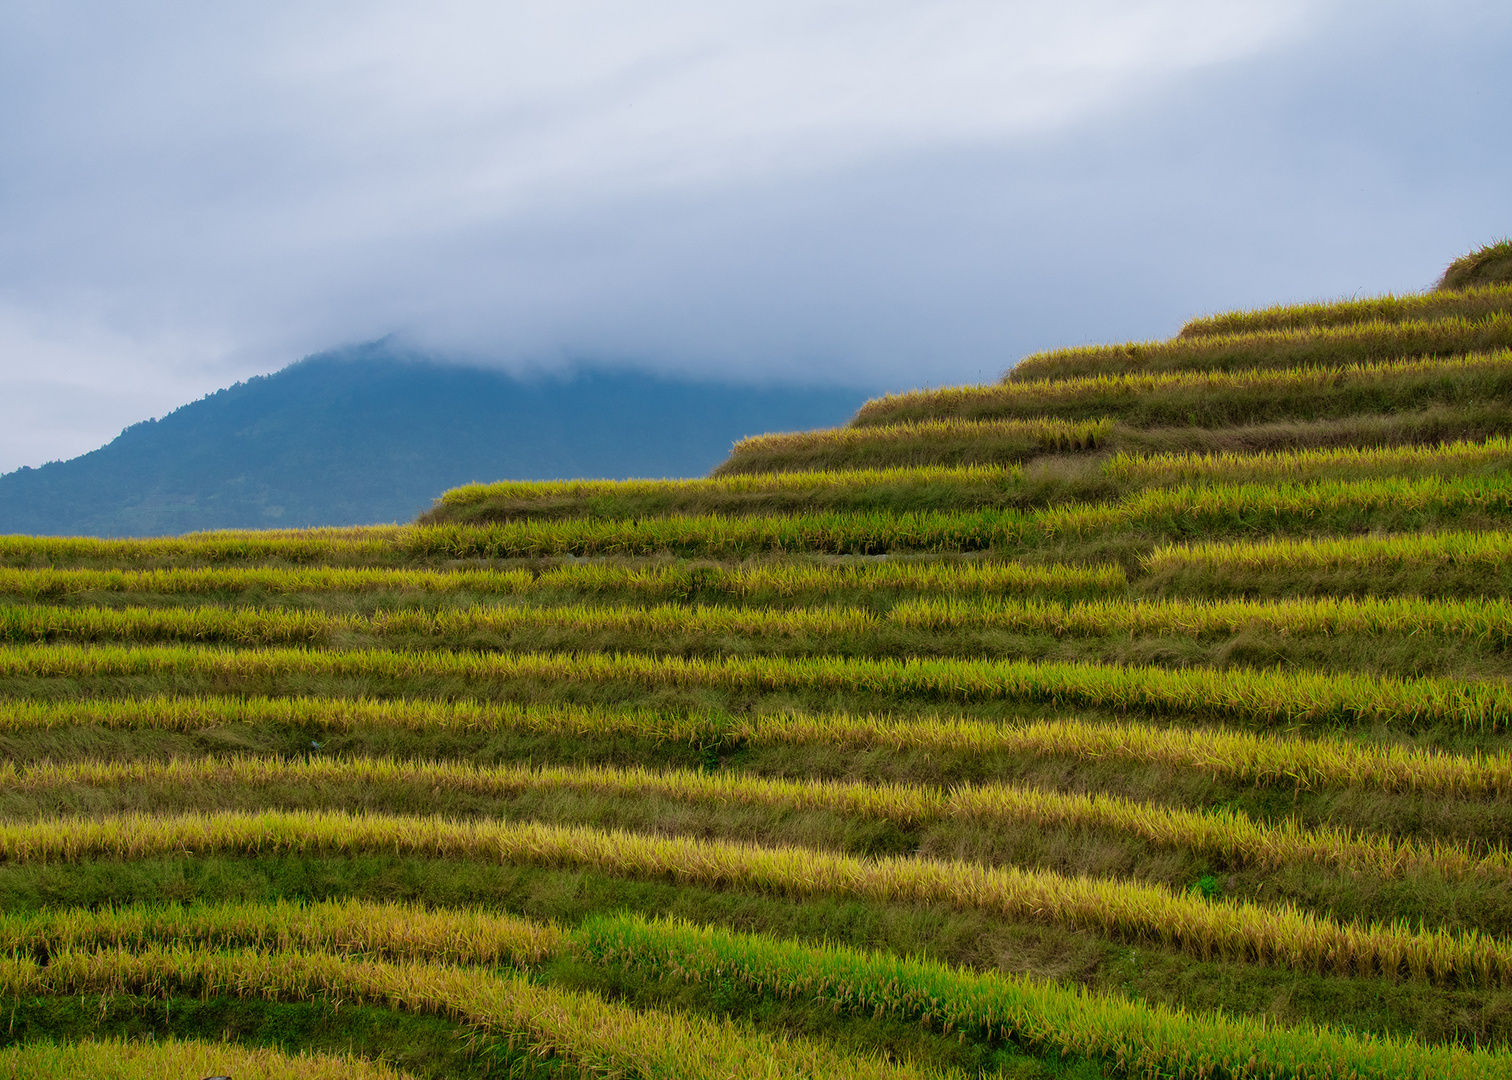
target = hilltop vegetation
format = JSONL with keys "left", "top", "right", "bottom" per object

{"left": 5, "top": 240, "right": 1512, "bottom": 1078}
{"left": 0, "top": 347, "right": 866, "bottom": 537}
{"left": 1439, "top": 239, "right": 1512, "bottom": 291}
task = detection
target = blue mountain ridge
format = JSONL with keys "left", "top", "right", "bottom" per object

{"left": 0, "top": 343, "right": 872, "bottom": 537}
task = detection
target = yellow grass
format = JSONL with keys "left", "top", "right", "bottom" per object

{"left": 891, "top": 593, "right": 1512, "bottom": 642}
{"left": 1, "top": 946, "right": 919, "bottom": 1080}
{"left": 0, "top": 1038, "right": 416, "bottom": 1080}
{"left": 11, "top": 754, "right": 1498, "bottom": 878}
{"left": 3, "top": 694, "right": 1498, "bottom": 795}
{"left": 852, "top": 350, "right": 1512, "bottom": 426}
{"left": 0, "top": 895, "right": 559, "bottom": 966}
{"left": 1102, "top": 435, "right": 1512, "bottom": 485}
{"left": 1146, "top": 529, "right": 1512, "bottom": 574}
{"left": 7, "top": 900, "right": 1499, "bottom": 1080}
{"left": 0, "top": 557, "right": 1122, "bottom": 601}
{"left": 5, "top": 643, "right": 1508, "bottom": 730}
{"left": 722, "top": 416, "right": 1112, "bottom": 459}
{"left": 1179, "top": 282, "right": 1512, "bottom": 336}
{"left": 4, "top": 809, "right": 1508, "bottom": 986}
{"left": 1041, "top": 472, "right": 1512, "bottom": 537}
{"left": 14, "top": 589, "right": 1512, "bottom": 651}
{"left": 437, "top": 463, "right": 1024, "bottom": 506}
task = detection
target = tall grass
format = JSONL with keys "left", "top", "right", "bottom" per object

{"left": 9, "top": 900, "right": 1500, "bottom": 1080}
{"left": 1008, "top": 314, "right": 1512, "bottom": 382}
{"left": 1102, "top": 435, "right": 1512, "bottom": 486}
{"left": 8, "top": 471, "right": 1512, "bottom": 567}
{"left": 426, "top": 463, "right": 1029, "bottom": 524}
{"left": 1042, "top": 473, "right": 1512, "bottom": 538}
{"left": 14, "top": 754, "right": 1497, "bottom": 878}
{"left": 851, "top": 351, "right": 1512, "bottom": 428}
{"left": 0, "top": 896, "right": 560, "bottom": 966}
{"left": 0, "top": 528, "right": 408, "bottom": 568}
{"left": 4, "top": 694, "right": 1500, "bottom": 795}
{"left": 714, "top": 417, "right": 1112, "bottom": 475}
{"left": 892, "top": 593, "right": 1512, "bottom": 643}
{"left": 438, "top": 464, "right": 1022, "bottom": 507}
{"left": 1, "top": 945, "right": 919, "bottom": 1080}
{"left": 577, "top": 913, "right": 1506, "bottom": 1080}
{"left": 16, "top": 591, "right": 1512, "bottom": 651}
{"left": 0, "top": 557, "right": 1122, "bottom": 603}
{"left": 1179, "top": 282, "right": 1512, "bottom": 337}
{"left": 1146, "top": 530, "right": 1512, "bottom": 574}
{"left": 5, "top": 809, "right": 1509, "bottom": 986}
{"left": 8, "top": 473, "right": 1512, "bottom": 569}
{"left": 7, "top": 642, "right": 1510, "bottom": 730}
{"left": 0, "top": 510, "right": 1034, "bottom": 563}
{"left": 0, "top": 1038, "right": 416, "bottom": 1080}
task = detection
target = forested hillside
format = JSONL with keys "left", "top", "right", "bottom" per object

{"left": 0, "top": 345, "right": 866, "bottom": 536}
{"left": 4, "top": 245, "right": 1512, "bottom": 1079}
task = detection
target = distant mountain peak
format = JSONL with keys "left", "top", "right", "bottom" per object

{"left": 0, "top": 350, "right": 870, "bottom": 537}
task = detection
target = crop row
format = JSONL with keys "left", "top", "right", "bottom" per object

{"left": 5, "top": 809, "right": 1509, "bottom": 986}
{"left": 1040, "top": 473, "right": 1512, "bottom": 538}
{"left": 424, "top": 437, "right": 1512, "bottom": 526}
{"left": 14, "top": 754, "right": 1496, "bottom": 878}
{"left": 0, "top": 895, "right": 560, "bottom": 966}
{"left": 852, "top": 350, "right": 1512, "bottom": 427}
{"left": 0, "top": 509, "right": 1033, "bottom": 563}
{"left": 14, "top": 590, "right": 1512, "bottom": 649}
{"left": 6, "top": 642, "right": 1508, "bottom": 730}
{"left": 1, "top": 944, "right": 910, "bottom": 1080}
{"left": 430, "top": 436, "right": 1505, "bottom": 524}
{"left": 4, "top": 694, "right": 1498, "bottom": 795}
{"left": 1102, "top": 435, "right": 1512, "bottom": 485}
{"left": 714, "top": 416, "right": 1112, "bottom": 475}
{"left": 8, "top": 899, "right": 1499, "bottom": 1080}
{"left": 1007, "top": 313, "right": 1512, "bottom": 383}
{"left": 0, "top": 557, "right": 1122, "bottom": 602}
{"left": 435, "top": 462, "right": 1023, "bottom": 508}
{"left": 577, "top": 913, "right": 1496, "bottom": 1080}
{"left": 0, "top": 1039, "right": 409, "bottom": 1080}
{"left": 1146, "top": 529, "right": 1512, "bottom": 574}
{"left": 892, "top": 593, "right": 1512, "bottom": 642}
{"left": 1179, "top": 282, "right": 1512, "bottom": 337}
{"left": 9, "top": 473, "right": 1512, "bottom": 567}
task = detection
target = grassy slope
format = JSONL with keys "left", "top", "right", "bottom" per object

{"left": 8, "top": 254, "right": 1512, "bottom": 1077}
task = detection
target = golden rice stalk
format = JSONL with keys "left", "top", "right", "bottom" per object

{"left": 438, "top": 462, "right": 1024, "bottom": 506}
{"left": 0, "top": 558, "right": 1123, "bottom": 601}
{"left": 0, "top": 1038, "right": 416, "bottom": 1080}
{"left": 1146, "top": 530, "right": 1512, "bottom": 574}
{"left": 1180, "top": 282, "right": 1512, "bottom": 337}
{"left": 3, "top": 694, "right": 1499, "bottom": 795}
{"left": 853, "top": 350, "right": 1512, "bottom": 425}
{"left": 4, "top": 809, "right": 1508, "bottom": 986}
{"left": 6, "top": 754, "right": 1498, "bottom": 879}
{"left": 2, "top": 945, "right": 925, "bottom": 1080}
{"left": 5, "top": 643, "right": 1510, "bottom": 730}
{"left": 723, "top": 416, "right": 1112, "bottom": 457}
{"left": 1103, "top": 435, "right": 1512, "bottom": 485}
{"left": 6, "top": 900, "right": 1499, "bottom": 1080}
{"left": 0, "top": 895, "right": 558, "bottom": 966}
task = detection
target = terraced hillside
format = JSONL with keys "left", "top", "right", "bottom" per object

{"left": 6, "top": 265, "right": 1512, "bottom": 1078}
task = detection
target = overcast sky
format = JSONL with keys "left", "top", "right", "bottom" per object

{"left": 1, "top": 1, "right": 1509, "bottom": 471}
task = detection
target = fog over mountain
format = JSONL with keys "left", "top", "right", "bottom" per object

{"left": 0, "top": 347, "right": 869, "bottom": 537}
{"left": 2, "top": 3, "right": 1508, "bottom": 474}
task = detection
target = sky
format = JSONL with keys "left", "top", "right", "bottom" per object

{"left": 0, "top": 1, "right": 1509, "bottom": 472}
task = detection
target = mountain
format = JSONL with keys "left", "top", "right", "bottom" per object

{"left": 0, "top": 344, "right": 871, "bottom": 537}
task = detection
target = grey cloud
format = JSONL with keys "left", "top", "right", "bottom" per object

{"left": 0, "top": 0, "right": 1507, "bottom": 470}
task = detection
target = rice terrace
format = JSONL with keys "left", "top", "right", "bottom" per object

{"left": 9, "top": 239, "right": 1512, "bottom": 1080}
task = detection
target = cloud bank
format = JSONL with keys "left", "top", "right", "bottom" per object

{"left": 0, "top": 0, "right": 1508, "bottom": 470}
